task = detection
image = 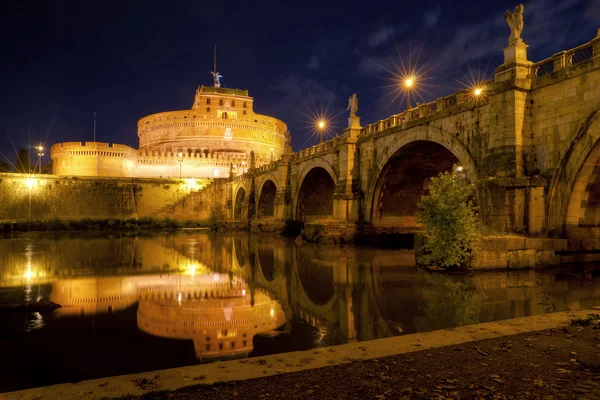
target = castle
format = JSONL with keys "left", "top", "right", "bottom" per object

{"left": 50, "top": 84, "right": 290, "bottom": 179}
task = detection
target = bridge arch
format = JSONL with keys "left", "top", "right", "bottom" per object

{"left": 294, "top": 162, "right": 337, "bottom": 222}
{"left": 547, "top": 107, "right": 600, "bottom": 238}
{"left": 258, "top": 180, "right": 277, "bottom": 218}
{"left": 366, "top": 126, "right": 479, "bottom": 229}
{"left": 234, "top": 187, "right": 246, "bottom": 220}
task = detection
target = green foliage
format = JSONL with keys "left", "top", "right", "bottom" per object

{"left": 416, "top": 169, "right": 479, "bottom": 269}
{"left": 208, "top": 202, "right": 227, "bottom": 231}
{"left": 0, "top": 160, "right": 10, "bottom": 172}
{"left": 414, "top": 272, "right": 480, "bottom": 331}
{"left": 0, "top": 217, "right": 211, "bottom": 232}
{"left": 300, "top": 224, "right": 324, "bottom": 242}
{"left": 15, "top": 148, "right": 30, "bottom": 173}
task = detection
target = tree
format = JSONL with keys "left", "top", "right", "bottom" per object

{"left": 0, "top": 160, "right": 10, "bottom": 172}
{"left": 415, "top": 169, "right": 479, "bottom": 269}
{"left": 15, "top": 148, "right": 30, "bottom": 173}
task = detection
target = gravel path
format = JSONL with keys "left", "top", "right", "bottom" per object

{"left": 114, "top": 317, "right": 600, "bottom": 400}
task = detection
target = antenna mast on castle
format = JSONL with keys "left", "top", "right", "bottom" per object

{"left": 210, "top": 45, "right": 222, "bottom": 88}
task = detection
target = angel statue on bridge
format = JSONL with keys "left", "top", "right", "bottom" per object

{"left": 347, "top": 93, "right": 358, "bottom": 116}
{"left": 504, "top": 4, "right": 524, "bottom": 44}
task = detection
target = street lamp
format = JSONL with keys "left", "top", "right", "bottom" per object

{"left": 317, "top": 120, "right": 326, "bottom": 143}
{"left": 177, "top": 152, "right": 183, "bottom": 179}
{"left": 36, "top": 146, "right": 44, "bottom": 174}
{"left": 403, "top": 76, "right": 414, "bottom": 109}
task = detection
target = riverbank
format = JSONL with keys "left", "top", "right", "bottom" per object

{"left": 0, "top": 217, "right": 213, "bottom": 232}
{"left": 5, "top": 309, "right": 599, "bottom": 400}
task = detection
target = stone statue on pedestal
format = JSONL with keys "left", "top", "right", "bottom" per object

{"left": 347, "top": 93, "right": 358, "bottom": 116}
{"left": 210, "top": 71, "right": 223, "bottom": 88}
{"left": 504, "top": 4, "right": 524, "bottom": 44}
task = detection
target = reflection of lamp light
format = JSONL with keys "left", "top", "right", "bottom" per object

{"left": 25, "top": 266, "right": 32, "bottom": 282}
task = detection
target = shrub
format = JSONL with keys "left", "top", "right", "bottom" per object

{"left": 416, "top": 169, "right": 479, "bottom": 269}
{"left": 300, "top": 224, "right": 324, "bottom": 243}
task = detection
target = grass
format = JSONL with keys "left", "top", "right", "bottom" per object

{"left": 0, "top": 217, "right": 211, "bottom": 232}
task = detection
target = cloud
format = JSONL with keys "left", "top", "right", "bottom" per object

{"left": 423, "top": 6, "right": 441, "bottom": 28}
{"left": 367, "top": 25, "right": 394, "bottom": 47}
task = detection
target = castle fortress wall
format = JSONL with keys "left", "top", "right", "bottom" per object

{"left": 0, "top": 173, "right": 218, "bottom": 221}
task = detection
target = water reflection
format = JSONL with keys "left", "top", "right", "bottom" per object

{"left": 1, "top": 231, "right": 600, "bottom": 391}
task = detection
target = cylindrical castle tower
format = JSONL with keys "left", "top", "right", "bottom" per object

{"left": 51, "top": 84, "right": 290, "bottom": 179}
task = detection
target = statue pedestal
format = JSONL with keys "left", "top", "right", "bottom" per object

{"left": 503, "top": 40, "right": 528, "bottom": 64}
{"left": 495, "top": 40, "right": 532, "bottom": 83}
{"left": 347, "top": 115, "right": 361, "bottom": 130}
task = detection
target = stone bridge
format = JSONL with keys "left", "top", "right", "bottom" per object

{"left": 228, "top": 30, "right": 600, "bottom": 239}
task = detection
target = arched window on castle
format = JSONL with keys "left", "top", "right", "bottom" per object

{"left": 222, "top": 112, "right": 228, "bottom": 119}
{"left": 219, "top": 99, "right": 223, "bottom": 106}
{"left": 206, "top": 98, "right": 211, "bottom": 105}
{"left": 231, "top": 100, "right": 236, "bottom": 107}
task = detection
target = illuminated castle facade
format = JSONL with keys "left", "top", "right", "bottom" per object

{"left": 50, "top": 85, "right": 290, "bottom": 179}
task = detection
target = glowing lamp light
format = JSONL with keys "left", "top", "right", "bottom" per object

{"left": 455, "top": 166, "right": 464, "bottom": 172}
{"left": 474, "top": 88, "right": 483, "bottom": 96}
{"left": 318, "top": 120, "right": 326, "bottom": 129}
{"left": 177, "top": 292, "right": 183, "bottom": 305}
{"left": 24, "top": 178, "right": 37, "bottom": 189}
{"left": 270, "top": 307, "right": 275, "bottom": 318}
{"left": 177, "top": 152, "right": 183, "bottom": 157}
{"left": 404, "top": 77, "right": 414, "bottom": 88}
{"left": 242, "top": 289, "right": 246, "bottom": 296}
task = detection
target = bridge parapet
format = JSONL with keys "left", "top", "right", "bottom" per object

{"left": 531, "top": 33, "right": 599, "bottom": 80}
{"left": 359, "top": 88, "right": 489, "bottom": 138}
{"left": 291, "top": 136, "right": 344, "bottom": 162}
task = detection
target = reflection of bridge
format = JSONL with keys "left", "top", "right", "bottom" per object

{"left": 4, "top": 232, "right": 600, "bottom": 349}
{"left": 230, "top": 30, "right": 600, "bottom": 240}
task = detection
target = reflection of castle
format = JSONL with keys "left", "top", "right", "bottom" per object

{"left": 50, "top": 85, "right": 289, "bottom": 179}
{"left": 48, "top": 272, "right": 286, "bottom": 360}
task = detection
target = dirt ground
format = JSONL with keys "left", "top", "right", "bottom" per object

{"left": 114, "top": 316, "right": 600, "bottom": 400}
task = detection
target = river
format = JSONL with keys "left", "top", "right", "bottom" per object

{"left": 1, "top": 231, "right": 599, "bottom": 393}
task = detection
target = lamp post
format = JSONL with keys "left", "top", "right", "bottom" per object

{"left": 36, "top": 146, "right": 44, "bottom": 174}
{"left": 177, "top": 152, "right": 183, "bottom": 179}
{"left": 403, "top": 77, "right": 414, "bottom": 109}
{"left": 317, "top": 120, "right": 326, "bottom": 143}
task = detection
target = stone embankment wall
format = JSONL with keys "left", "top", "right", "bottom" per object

{"left": 0, "top": 173, "right": 223, "bottom": 221}
{"left": 414, "top": 233, "right": 600, "bottom": 269}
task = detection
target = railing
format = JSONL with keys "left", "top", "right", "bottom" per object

{"left": 532, "top": 41, "right": 596, "bottom": 79}
{"left": 290, "top": 135, "right": 342, "bottom": 162}
{"left": 359, "top": 90, "right": 471, "bottom": 138}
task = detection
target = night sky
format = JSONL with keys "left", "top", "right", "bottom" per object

{"left": 1, "top": 0, "right": 598, "bottom": 167}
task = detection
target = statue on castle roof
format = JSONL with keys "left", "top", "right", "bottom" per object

{"left": 210, "top": 71, "right": 223, "bottom": 88}
{"left": 347, "top": 93, "right": 358, "bottom": 116}
{"left": 504, "top": 4, "right": 524, "bottom": 45}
